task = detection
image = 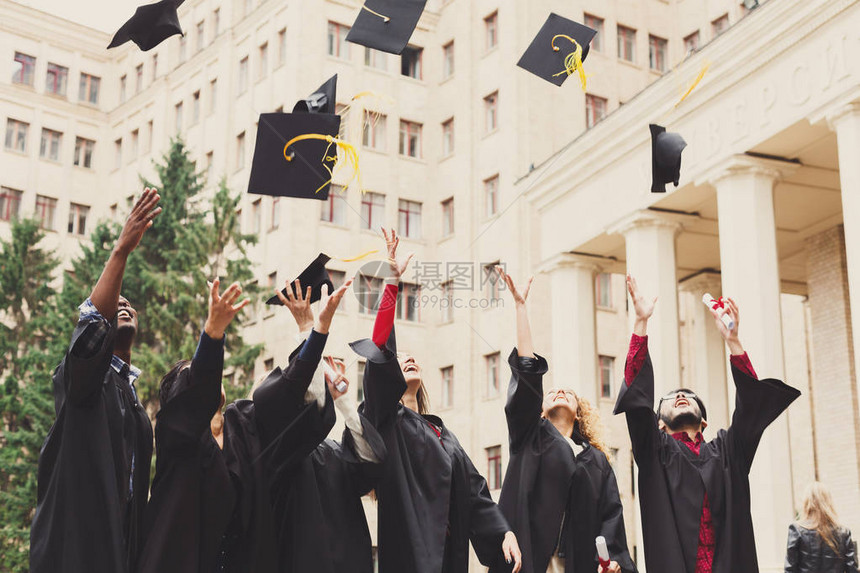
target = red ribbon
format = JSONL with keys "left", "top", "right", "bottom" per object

{"left": 712, "top": 297, "right": 726, "bottom": 310}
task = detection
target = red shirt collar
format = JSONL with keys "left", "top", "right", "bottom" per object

{"left": 671, "top": 431, "right": 704, "bottom": 445}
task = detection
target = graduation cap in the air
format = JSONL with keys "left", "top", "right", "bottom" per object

{"left": 107, "top": 0, "right": 185, "bottom": 52}
{"left": 650, "top": 124, "right": 687, "bottom": 193}
{"left": 350, "top": 323, "right": 398, "bottom": 364}
{"left": 247, "top": 112, "right": 342, "bottom": 200}
{"left": 293, "top": 74, "right": 338, "bottom": 115}
{"left": 345, "top": 0, "right": 427, "bottom": 55}
{"left": 517, "top": 13, "right": 597, "bottom": 88}
{"left": 266, "top": 253, "right": 334, "bottom": 305}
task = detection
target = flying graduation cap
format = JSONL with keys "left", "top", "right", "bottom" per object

{"left": 108, "top": 0, "right": 185, "bottom": 52}
{"left": 518, "top": 13, "right": 597, "bottom": 89}
{"left": 266, "top": 253, "right": 334, "bottom": 305}
{"left": 293, "top": 74, "right": 338, "bottom": 115}
{"left": 650, "top": 124, "right": 687, "bottom": 193}
{"left": 346, "top": 0, "right": 428, "bottom": 55}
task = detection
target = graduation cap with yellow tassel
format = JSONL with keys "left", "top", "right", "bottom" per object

{"left": 517, "top": 13, "right": 597, "bottom": 90}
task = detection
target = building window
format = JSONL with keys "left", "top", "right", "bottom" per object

{"left": 585, "top": 94, "right": 607, "bottom": 129}
{"left": 0, "top": 188, "right": 23, "bottom": 221}
{"left": 145, "top": 120, "right": 153, "bottom": 154}
{"left": 684, "top": 31, "right": 700, "bottom": 55}
{"left": 335, "top": 103, "right": 349, "bottom": 140}
{"left": 361, "top": 192, "right": 385, "bottom": 231}
{"left": 238, "top": 57, "right": 249, "bottom": 94}
{"left": 398, "top": 199, "right": 422, "bottom": 239}
{"left": 483, "top": 262, "right": 501, "bottom": 300}
{"left": 175, "top": 102, "right": 183, "bottom": 132}
{"left": 599, "top": 355, "right": 615, "bottom": 398}
{"left": 357, "top": 274, "right": 384, "bottom": 314}
{"left": 320, "top": 185, "right": 346, "bottom": 225}
{"left": 484, "top": 175, "right": 499, "bottom": 217}
{"left": 441, "top": 366, "right": 453, "bottom": 407}
{"left": 5, "top": 119, "right": 29, "bottom": 152}
{"left": 209, "top": 79, "right": 218, "bottom": 113}
{"left": 205, "top": 151, "right": 214, "bottom": 183}
{"left": 192, "top": 91, "right": 200, "bottom": 124}
{"left": 712, "top": 14, "right": 729, "bottom": 37}
{"left": 269, "top": 197, "right": 280, "bottom": 230}
{"left": 484, "top": 11, "right": 498, "bottom": 51}
{"left": 179, "top": 35, "right": 187, "bottom": 62}
{"left": 442, "top": 41, "right": 454, "bottom": 78}
{"left": 46, "top": 63, "right": 69, "bottom": 96}
{"left": 258, "top": 42, "right": 268, "bottom": 79}
{"left": 120, "top": 75, "right": 127, "bottom": 102}
{"left": 617, "top": 25, "right": 636, "bottom": 62}
{"left": 131, "top": 129, "right": 139, "bottom": 158}
{"left": 213, "top": 8, "right": 220, "bottom": 36}
{"left": 328, "top": 22, "right": 350, "bottom": 59}
{"left": 73, "top": 137, "right": 94, "bottom": 168}
{"left": 486, "top": 352, "right": 501, "bottom": 397}
{"left": 362, "top": 112, "right": 387, "bottom": 150}
{"left": 584, "top": 14, "right": 603, "bottom": 52}
{"left": 196, "top": 20, "right": 205, "bottom": 52}
{"left": 401, "top": 46, "right": 423, "bottom": 79}
{"left": 35, "top": 195, "right": 57, "bottom": 230}
{"left": 440, "top": 282, "right": 453, "bottom": 323}
{"left": 595, "top": 272, "right": 612, "bottom": 308}
{"left": 649, "top": 35, "right": 668, "bottom": 72}
{"left": 441, "top": 198, "right": 454, "bottom": 237}
{"left": 263, "top": 357, "right": 274, "bottom": 372}
{"left": 39, "top": 128, "right": 62, "bottom": 161}
{"left": 114, "top": 138, "right": 122, "bottom": 169}
{"left": 278, "top": 29, "right": 287, "bottom": 65}
{"left": 12, "top": 52, "right": 35, "bottom": 85}
{"left": 486, "top": 445, "right": 502, "bottom": 490}
{"left": 78, "top": 73, "right": 100, "bottom": 104}
{"left": 67, "top": 203, "right": 90, "bottom": 236}
{"left": 135, "top": 64, "right": 143, "bottom": 93}
{"left": 236, "top": 131, "right": 246, "bottom": 170}
{"left": 484, "top": 91, "right": 498, "bottom": 133}
{"left": 399, "top": 120, "right": 422, "bottom": 158}
{"left": 441, "top": 118, "right": 454, "bottom": 156}
{"left": 152, "top": 54, "right": 158, "bottom": 80}
{"left": 364, "top": 47, "right": 387, "bottom": 71}
{"left": 251, "top": 198, "right": 261, "bottom": 234}
{"left": 396, "top": 283, "right": 421, "bottom": 322}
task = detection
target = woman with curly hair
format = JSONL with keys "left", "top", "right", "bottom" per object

{"left": 785, "top": 482, "right": 858, "bottom": 573}
{"left": 490, "top": 268, "right": 636, "bottom": 573}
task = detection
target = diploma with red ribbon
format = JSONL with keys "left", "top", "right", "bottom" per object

{"left": 596, "top": 536, "right": 610, "bottom": 572}
{"left": 702, "top": 293, "right": 735, "bottom": 331}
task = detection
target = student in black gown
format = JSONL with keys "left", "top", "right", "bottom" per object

{"left": 492, "top": 268, "right": 635, "bottom": 573}
{"left": 349, "top": 228, "right": 523, "bottom": 573}
{"left": 615, "top": 274, "right": 801, "bottom": 573}
{"left": 269, "top": 280, "right": 386, "bottom": 573}
{"left": 138, "top": 276, "right": 352, "bottom": 573}
{"left": 30, "top": 187, "right": 161, "bottom": 573}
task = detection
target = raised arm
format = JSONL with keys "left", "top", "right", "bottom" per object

{"left": 327, "top": 358, "right": 382, "bottom": 464}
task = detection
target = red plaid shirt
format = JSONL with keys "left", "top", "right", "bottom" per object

{"left": 624, "top": 334, "right": 758, "bottom": 573}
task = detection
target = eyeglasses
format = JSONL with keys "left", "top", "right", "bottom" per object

{"left": 545, "top": 389, "right": 576, "bottom": 399}
{"left": 660, "top": 390, "right": 699, "bottom": 401}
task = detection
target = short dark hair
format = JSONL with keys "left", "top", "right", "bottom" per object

{"left": 658, "top": 388, "right": 708, "bottom": 421}
{"left": 159, "top": 360, "right": 191, "bottom": 405}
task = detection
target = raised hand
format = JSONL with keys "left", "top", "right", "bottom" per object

{"left": 382, "top": 227, "right": 414, "bottom": 280}
{"left": 324, "top": 357, "right": 349, "bottom": 400}
{"left": 116, "top": 187, "right": 162, "bottom": 256}
{"left": 502, "top": 531, "right": 523, "bottom": 573}
{"left": 599, "top": 561, "right": 621, "bottom": 573}
{"left": 204, "top": 279, "right": 250, "bottom": 340}
{"left": 316, "top": 278, "right": 354, "bottom": 334}
{"left": 275, "top": 279, "right": 314, "bottom": 332}
{"left": 496, "top": 266, "right": 533, "bottom": 306}
{"left": 708, "top": 296, "right": 743, "bottom": 354}
{"left": 627, "top": 274, "right": 657, "bottom": 337}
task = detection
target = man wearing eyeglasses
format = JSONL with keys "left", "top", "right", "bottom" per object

{"left": 614, "top": 274, "right": 800, "bottom": 573}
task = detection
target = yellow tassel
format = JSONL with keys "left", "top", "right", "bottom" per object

{"left": 551, "top": 34, "right": 588, "bottom": 91}
{"left": 361, "top": 4, "right": 390, "bottom": 23}
{"left": 336, "top": 250, "right": 379, "bottom": 262}
{"left": 283, "top": 133, "right": 362, "bottom": 194}
{"left": 675, "top": 61, "right": 710, "bottom": 108}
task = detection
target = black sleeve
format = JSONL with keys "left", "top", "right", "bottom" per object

{"left": 361, "top": 352, "right": 407, "bottom": 430}
{"left": 599, "top": 462, "right": 637, "bottom": 573}
{"left": 465, "top": 453, "right": 511, "bottom": 566}
{"left": 504, "top": 348, "right": 548, "bottom": 453}
{"left": 843, "top": 528, "right": 858, "bottom": 573}
{"left": 63, "top": 319, "right": 116, "bottom": 406}
{"left": 613, "top": 353, "right": 661, "bottom": 466}
{"left": 784, "top": 523, "right": 800, "bottom": 573}
{"left": 339, "top": 412, "right": 387, "bottom": 496}
{"left": 726, "top": 365, "right": 800, "bottom": 474}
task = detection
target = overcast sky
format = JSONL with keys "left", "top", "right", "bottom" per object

{"left": 15, "top": 0, "right": 140, "bottom": 33}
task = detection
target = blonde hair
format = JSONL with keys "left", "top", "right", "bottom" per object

{"left": 798, "top": 482, "right": 842, "bottom": 555}
{"left": 572, "top": 393, "right": 610, "bottom": 460}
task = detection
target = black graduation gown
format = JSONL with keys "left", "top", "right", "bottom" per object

{"left": 492, "top": 349, "right": 636, "bottom": 573}
{"left": 274, "top": 390, "right": 387, "bottom": 573}
{"left": 613, "top": 352, "right": 800, "bottom": 573}
{"left": 359, "top": 349, "right": 512, "bottom": 573}
{"left": 30, "top": 318, "right": 153, "bottom": 573}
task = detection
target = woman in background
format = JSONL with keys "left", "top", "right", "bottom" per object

{"left": 785, "top": 482, "right": 858, "bottom": 573}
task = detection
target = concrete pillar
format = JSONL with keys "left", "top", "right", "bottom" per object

{"left": 708, "top": 154, "right": 797, "bottom": 573}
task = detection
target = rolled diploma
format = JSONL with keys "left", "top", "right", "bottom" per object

{"left": 596, "top": 536, "right": 610, "bottom": 570}
{"left": 322, "top": 358, "right": 349, "bottom": 393}
{"left": 702, "top": 293, "right": 735, "bottom": 331}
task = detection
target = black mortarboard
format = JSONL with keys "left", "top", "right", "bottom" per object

{"left": 248, "top": 112, "right": 341, "bottom": 200}
{"left": 293, "top": 74, "right": 338, "bottom": 115}
{"left": 517, "top": 13, "right": 597, "bottom": 87}
{"left": 266, "top": 253, "right": 333, "bottom": 305}
{"left": 107, "top": 0, "right": 185, "bottom": 52}
{"left": 349, "top": 325, "right": 398, "bottom": 364}
{"left": 650, "top": 124, "right": 687, "bottom": 193}
{"left": 345, "top": 0, "right": 427, "bottom": 55}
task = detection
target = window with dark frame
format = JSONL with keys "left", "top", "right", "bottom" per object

{"left": 617, "top": 25, "right": 636, "bottom": 62}
{"left": 583, "top": 14, "right": 603, "bottom": 51}
{"left": 321, "top": 184, "right": 346, "bottom": 225}
{"left": 46, "top": 63, "right": 68, "bottom": 96}
{"left": 361, "top": 192, "right": 385, "bottom": 231}
{"left": 362, "top": 112, "right": 387, "bottom": 151}
{"left": 364, "top": 47, "right": 387, "bottom": 71}
{"left": 35, "top": 195, "right": 57, "bottom": 230}
{"left": 401, "top": 46, "right": 423, "bottom": 79}
{"left": 484, "top": 11, "right": 498, "bottom": 51}
{"left": 398, "top": 199, "right": 422, "bottom": 239}
{"left": 328, "top": 22, "right": 350, "bottom": 59}
{"left": 39, "top": 128, "right": 62, "bottom": 161}
{"left": 396, "top": 283, "right": 421, "bottom": 322}
{"left": 0, "top": 187, "right": 23, "bottom": 221}
{"left": 486, "top": 445, "right": 502, "bottom": 489}
{"left": 599, "top": 355, "right": 615, "bottom": 398}
{"left": 12, "top": 52, "right": 35, "bottom": 85}
{"left": 684, "top": 31, "right": 700, "bottom": 55}
{"left": 357, "top": 274, "right": 384, "bottom": 314}
{"left": 649, "top": 35, "right": 668, "bottom": 72}
{"left": 79, "top": 73, "right": 100, "bottom": 104}
{"left": 486, "top": 352, "right": 501, "bottom": 397}
{"left": 67, "top": 203, "right": 90, "bottom": 236}
{"left": 595, "top": 272, "right": 613, "bottom": 308}
{"left": 399, "top": 120, "right": 422, "bottom": 158}
{"left": 585, "top": 94, "right": 607, "bottom": 129}
{"left": 5, "top": 119, "right": 29, "bottom": 152}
